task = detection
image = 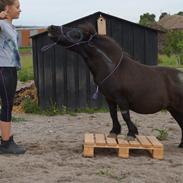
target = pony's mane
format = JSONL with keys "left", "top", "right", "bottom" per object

{"left": 97, "top": 34, "right": 139, "bottom": 62}
{"left": 96, "top": 34, "right": 121, "bottom": 49}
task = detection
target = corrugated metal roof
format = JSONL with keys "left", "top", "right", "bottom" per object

{"left": 16, "top": 26, "right": 46, "bottom": 30}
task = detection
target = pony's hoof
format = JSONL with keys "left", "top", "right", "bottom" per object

{"left": 107, "top": 133, "right": 117, "bottom": 139}
{"left": 178, "top": 143, "right": 183, "bottom": 148}
{"left": 126, "top": 136, "right": 136, "bottom": 141}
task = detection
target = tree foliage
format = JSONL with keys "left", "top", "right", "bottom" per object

{"left": 164, "top": 31, "right": 183, "bottom": 65}
{"left": 159, "top": 12, "right": 168, "bottom": 20}
{"left": 139, "top": 13, "right": 156, "bottom": 27}
{"left": 177, "top": 11, "right": 183, "bottom": 16}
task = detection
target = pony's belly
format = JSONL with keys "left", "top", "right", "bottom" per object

{"left": 128, "top": 88, "right": 169, "bottom": 114}
{"left": 129, "top": 101, "right": 166, "bottom": 114}
{"left": 131, "top": 107, "right": 162, "bottom": 114}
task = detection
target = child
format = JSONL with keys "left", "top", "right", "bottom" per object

{"left": 0, "top": 0, "right": 26, "bottom": 154}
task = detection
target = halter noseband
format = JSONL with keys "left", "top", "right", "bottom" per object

{"left": 41, "top": 26, "right": 97, "bottom": 52}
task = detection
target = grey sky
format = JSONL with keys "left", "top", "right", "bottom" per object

{"left": 14, "top": 0, "right": 183, "bottom": 26}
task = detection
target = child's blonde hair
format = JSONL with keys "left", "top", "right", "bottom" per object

{"left": 0, "top": 0, "right": 15, "bottom": 12}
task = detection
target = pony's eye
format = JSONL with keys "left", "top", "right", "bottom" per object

{"left": 66, "top": 29, "right": 83, "bottom": 43}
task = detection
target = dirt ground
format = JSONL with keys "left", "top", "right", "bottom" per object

{"left": 0, "top": 111, "right": 183, "bottom": 183}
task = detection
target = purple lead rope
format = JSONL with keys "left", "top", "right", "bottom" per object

{"left": 92, "top": 86, "right": 99, "bottom": 100}
{"left": 41, "top": 42, "right": 57, "bottom": 52}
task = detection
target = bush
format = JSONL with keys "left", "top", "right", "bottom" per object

{"left": 163, "top": 30, "right": 183, "bottom": 65}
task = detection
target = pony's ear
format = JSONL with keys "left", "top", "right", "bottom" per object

{"left": 78, "top": 22, "right": 97, "bottom": 35}
{"left": 86, "top": 23, "right": 96, "bottom": 35}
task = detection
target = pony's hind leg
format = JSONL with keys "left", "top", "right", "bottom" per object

{"left": 106, "top": 99, "right": 121, "bottom": 138}
{"left": 169, "top": 109, "right": 183, "bottom": 148}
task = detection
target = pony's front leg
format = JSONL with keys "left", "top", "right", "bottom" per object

{"left": 121, "top": 110, "right": 138, "bottom": 138}
{"left": 106, "top": 99, "right": 121, "bottom": 138}
{"left": 117, "top": 98, "right": 138, "bottom": 138}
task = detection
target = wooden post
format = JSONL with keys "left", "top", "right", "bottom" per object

{"left": 118, "top": 147, "right": 129, "bottom": 158}
{"left": 83, "top": 146, "right": 94, "bottom": 157}
{"left": 152, "top": 148, "right": 164, "bottom": 160}
{"left": 97, "top": 15, "right": 107, "bottom": 35}
{"left": 83, "top": 133, "right": 95, "bottom": 157}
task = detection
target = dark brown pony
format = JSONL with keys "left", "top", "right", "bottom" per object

{"left": 47, "top": 23, "right": 183, "bottom": 147}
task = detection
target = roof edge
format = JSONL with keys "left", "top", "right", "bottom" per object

{"left": 31, "top": 11, "right": 159, "bottom": 38}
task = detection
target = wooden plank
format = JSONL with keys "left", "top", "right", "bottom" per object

{"left": 95, "top": 134, "right": 106, "bottom": 146}
{"left": 129, "top": 140, "right": 141, "bottom": 147}
{"left": 152, "top": 148, "right": 164, "bottom": 160}
{"left": 83, "top": 146, "right": 94, "bottom": 157}
{"left": 136, "top": 135, "right": 152, "bottom": 148}
{"left": 106, "top": 137, "right": 117, "bottom": 146}
{"left": 117, "top": 138, "right": 129, "bottom": 147}
{"left": 118, "top": 147, "right": 129, "bottom": 158}
{"left": 84, "top": 133, "right": 94, "bottom": 145}
{"left": 146, "top": 136, "right": 163, "bottom": 148}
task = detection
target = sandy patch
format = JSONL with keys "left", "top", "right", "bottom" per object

{"left": 0, "top": 111, "right": 183, "bottom": 183}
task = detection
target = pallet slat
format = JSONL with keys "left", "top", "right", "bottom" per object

{"left": 95, "top": 134, "right": 106, "bottom": 146}
{"left": 106, "top": 137, "right": 117, "bottom": 146}
{"left": 117, "top": 138, "right": 129, "bottom": 147}
{"left": 129, "top": 140, "right": 141, "bottom": 147}
{"left": 146, "top": 136, "right": 163, "bottom": 148}
{"left": 84, "top": 133, "right": 95, "bottom": 145}
{"left": 136, "top": 135, "right": 152, "bottom": 148}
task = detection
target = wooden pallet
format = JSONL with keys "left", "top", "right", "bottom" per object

{"left": 83, "top": 133, "right": 164, "bottom": 159}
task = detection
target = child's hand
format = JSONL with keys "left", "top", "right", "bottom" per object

{"left": 0, "top": 11, "right": 7, "bottom": 19}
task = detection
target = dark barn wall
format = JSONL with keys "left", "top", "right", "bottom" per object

{"left": 32, "top": 31, "right": 106, "bottom": 109}
{"left": 32, "top": 12, "right": 158, "bottom": 109}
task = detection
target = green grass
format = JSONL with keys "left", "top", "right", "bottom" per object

{"left": 75, "top": 107, "right": 108, "bottom": 113}
{"left": 158, "top": 54, "right": 176, "bottom": 66}
{"left": 19, "top": 47, "right": 32, "bottom": 54}
{"left": 153, "top": 128, "right": 169, "bottom": 141}
{"left": 18, "top": 47, "right": 33, "bottom": 82}
{"left": 22, "top": 97, "right": 108, "bottom": 116}
{"left": 158, "top": 54, "right": 183, "bottom": 68}
{"left": 22, "top": 97, "right": 41, "bottom": 114}
{"left": 12, "top": 116, "right": 26, "bottom": 123}
{"left": 158, "top": 54, "right": 183, "bottom": 73}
